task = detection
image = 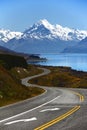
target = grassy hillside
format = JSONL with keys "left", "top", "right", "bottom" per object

{"left": 0, "top": 54, "right": 44, "bottom": 107}
{"left": 30, "top": 66, "right": 87, "bottom": 88}
{"left": 0, "top": 54, "right": 28, "bottom": 69}
{"left": 1, "top": 52, "right": 87, "bottom": 107}
{"left": 10, "top": 64, "right": 43, "bottom": 79}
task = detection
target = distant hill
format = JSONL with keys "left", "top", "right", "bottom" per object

{"left": 62, "top": 37, "right": 87, "bottom": 53}
{"left": 0, "top": 54, "right": 28, "bottom": 69}
{"left": 0, "top": 45, "right": 44, "bottom": 63}
{"left": 0, "top": 45, "right": 14, "bottom": 53}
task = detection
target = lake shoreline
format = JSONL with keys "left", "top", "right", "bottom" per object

{"left": 30, "top": 65, "right": 87, "bottom": 88}
{"left": 28, "top": 53, "right": 87, "bottom": 72}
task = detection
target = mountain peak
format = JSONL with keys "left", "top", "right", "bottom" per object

{"left": 23, "top": 19, "right": 87, "bottom": 41}
{"left": 1, "top": 19, "right": 87, "bottom": 43}
{"left": 23, "top": 19, "right": 55, "bottom": 39}
{"left": 38, "top": 19, "right": 49, "bottom": 24}
{"left": 36, "top": 19, "right": 54, "bottom": 30}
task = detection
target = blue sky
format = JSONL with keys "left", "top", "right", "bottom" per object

{"left": 0, "top": 0, "right": 87, "bottom": 31}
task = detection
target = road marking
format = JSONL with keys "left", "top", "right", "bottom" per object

{"left": 40, "top": 108, "right": 60, "bottom": 112}
{"left": 34, "top": 106, "right": 80, "bottom": 130}
{"left": 0, "top": 96, "right": 60, "bottom": 123}
{"left": 71, "top": 91, "right": 84, "bottom": 102}
{"left": 81, "top": 95, "right": 84, "bottom": 102}
{"left": 5, "top": 117, "right": 37, "bottom": 125}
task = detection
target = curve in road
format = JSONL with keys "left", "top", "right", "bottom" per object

{"left": 0, "top": 67, "right": 85, "bottom": 130}
{"left": 22, "top": 67, "right": 85, "bottom": 130}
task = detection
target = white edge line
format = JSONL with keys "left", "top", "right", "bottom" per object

{"left": 0, "top": 89, "right": 47, "bottom": 110}
{"left": 0, "top": 95, "right": 60, "bottom": 123}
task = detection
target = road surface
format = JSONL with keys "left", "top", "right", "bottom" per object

{"left": 0, "top": 67, "right": 87, "bottom": 130}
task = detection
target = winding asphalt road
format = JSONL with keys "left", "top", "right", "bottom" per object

{"left": 0, "top": 67, "right": 87, "bottom": 130}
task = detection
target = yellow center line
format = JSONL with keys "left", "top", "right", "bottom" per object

{"left": 81, "top": 95, "right": 84, "bottom": 102}
{"left": 35, "top": 90, "right": 84, "bottom": 130}
{"left": 34, "top": 106, "right": 80, "bottom": 130}
{"left": 71, "top": 91, "right": 84, "bottom": 102}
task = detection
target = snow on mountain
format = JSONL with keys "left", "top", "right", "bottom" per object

{"left": 23, "top": 19, "right": 55, "bottom": 40}
{"left": 0, "top": 29, "right": 22, "bottom": 42}
{"left": 0, "top": 19, "right": 87, "bottom": 43}
{"left": 1, "top": 19, "right": 87, "bottom": 54}
{"left": 23, "top": 19, "right": 87, "bottom": 41}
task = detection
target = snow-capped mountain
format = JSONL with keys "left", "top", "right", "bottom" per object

{"left": 1, "top": 19, "right": 87, "bottom": 43}
{"left": 0, "top": 29, "right": 22, "bottom": 42}
{"left": 1, "top": 19, "right": 87, "bottom": 54}
{"left": 23, "top": 19, "right": 87, "bottom": 42}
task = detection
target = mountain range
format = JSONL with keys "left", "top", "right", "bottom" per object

{"left": 0, "top": 19, "right": 87, "bottom": 54}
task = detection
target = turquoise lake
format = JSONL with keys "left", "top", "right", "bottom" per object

{"left": 29, "top": 54, "right": 87, "bottom": 72}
